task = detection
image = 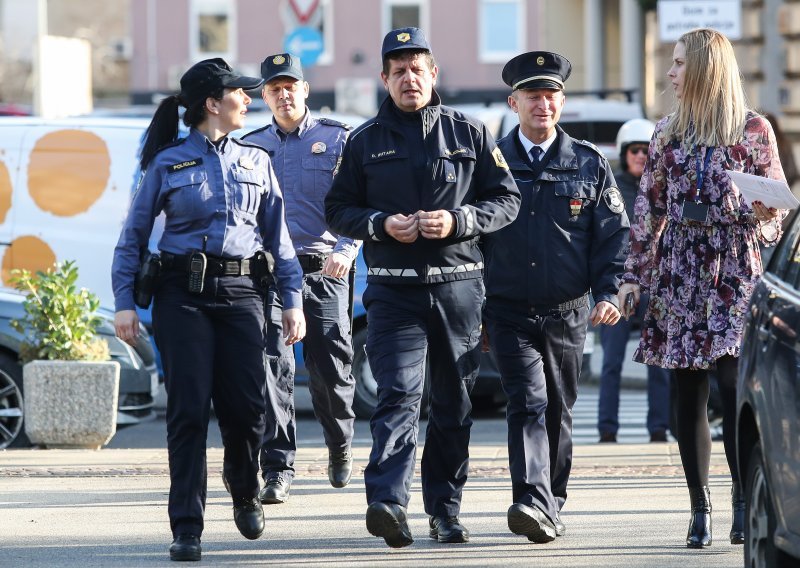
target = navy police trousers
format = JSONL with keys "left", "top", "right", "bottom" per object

{"left": 485, "top": 300, "right": 589, "bottom": 515}
{"left": 362, "top": 279, "right": 483, "bottom": 517}
{"left": 261, "top": 273, "right": 356, "bottom": 479}
{"left": 152, "top": 271, "right": 268, "bottom": 538}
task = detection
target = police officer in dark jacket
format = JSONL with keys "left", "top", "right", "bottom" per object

{"left": 325, "top": 27, "right": 520, "bottom": 548}
{"left": 242, "top": 53, "right": 360, "bottom": 503}
{"left": 482, "top": 51, "right": 628, "bottom": 543}
{"left": 112, "top": 58, "right": 305, "bottom": 561}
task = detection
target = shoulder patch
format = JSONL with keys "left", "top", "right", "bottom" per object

{"left": 603, "top": 187, "right": 625, "bottom": 214}
{"left": 232, "top": 138, "right": 271, "bottom": 154}
{"left": 492, "top": 147, "right": 509, "bottom": 170}
{"left": 167, "top": 158, "right": 203, "bottom": 172}
{"left": 317, "top": 117, "right": 353, "bottom": 130}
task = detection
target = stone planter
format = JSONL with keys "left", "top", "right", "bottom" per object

{"left": 23, "top": 360, "right": 120, "bottom": 449}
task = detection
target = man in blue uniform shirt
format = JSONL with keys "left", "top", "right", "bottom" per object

{"left": 326, "top": 27, "right": 520, "bottom": 548}
{"left": 482, "top": 51, "right": 628, "bottom": 543}
{"left": 242, "top": 53, "right": 360, "bottom": 504}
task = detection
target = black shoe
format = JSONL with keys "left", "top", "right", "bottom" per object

{"left": 366, "top": 502, "right": 414, "bottom": 548}
{"left": 169, "top": 534, "right": 201, "bottom": 561}
{"left": 233, "top": 497, "right": 265, "bottom": 540}
{"left": 650, "top": 430, "right": 668, "bottom": 443}
{"left": 730, "top": 484, "right": 745, "bottom": 545}
{"left": 507, "top": 503, "right": 556, "bottom": 543}
{"left": 686, "top": 486, "right": 712, "bottom": 548}
{"left": 554, "top": 511, "right": 566, "bottom": 537}
{"left": 598, "top": 432, "right": 617, "bottom": 443}
{"left": 328, "top": 449, "right": 353, "bottom": 488}
{"left": 258, "top": 473, "right": 291, "bottom": 504}
{"left": 429, "top": 515, "right": 469, "bottom": 543}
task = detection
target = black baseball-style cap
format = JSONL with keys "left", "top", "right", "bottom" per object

{"left": 260, "top": 53, "right": 304, "bottom": 83}
{"left": 179, "top": 58, "right": 264, "bottom": 107}
{"left": 381, "top": 27, "right": 431, "bottom": 58}
{"left": 502, "top": 51, "right": 572, "bottom": 91}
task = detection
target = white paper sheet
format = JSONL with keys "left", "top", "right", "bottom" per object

{"left": 727, "top": 170, "right": 800, "bottom": 210}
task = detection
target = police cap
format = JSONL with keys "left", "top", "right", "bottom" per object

{"left": 381, "top": 27, "right": 431, "bottom": 59}
{"left": 260, "top": 53, "right": 304, "bottom": 83}
{"left": 502, "top": 51, "right": 572, "bottom": 91}
{"left": 180, "top": 58, "right": 264, "bottom": 108}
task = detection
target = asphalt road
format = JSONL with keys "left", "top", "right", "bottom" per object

{"left": 1, "top": 386, "right": 743, "bottom": 567}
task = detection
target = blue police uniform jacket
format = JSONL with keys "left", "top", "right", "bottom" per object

{"left": 482, "top": 124, "right": 629, "bottom": 308}
{"left": 241, "top": 110, "right": 361, "bottom": 260}
{"left": 112, "top": 128, "right": 303, "bottom": 312}
{"left": 325, "top": 91, "right": 521, "bottom": 285}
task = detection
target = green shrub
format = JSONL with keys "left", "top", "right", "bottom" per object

{"left": 10, "top": 260, "right": 109, "bottom": 363}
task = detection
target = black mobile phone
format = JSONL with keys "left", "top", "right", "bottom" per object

{"left": 188, "top": 251, "right": 207, "bottom": 294}
{"left": 624, "top": 292, "right": 636, "bottom": 320}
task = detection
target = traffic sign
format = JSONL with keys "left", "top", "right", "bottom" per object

{"left": 283, "top": 26, "right": 324, "bottom": 67}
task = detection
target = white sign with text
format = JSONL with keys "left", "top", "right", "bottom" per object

{"left": 658, "top": 0, "right": 741, "bottom": 42}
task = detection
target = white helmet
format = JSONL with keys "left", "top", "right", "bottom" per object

{"left": 615, "top": 118, "right": 656, "bottom": 157}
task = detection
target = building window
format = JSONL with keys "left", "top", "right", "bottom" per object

{"left": 479, "top": 0, "right": 524, "bottom": 63}
{"left": 190, "top": 0, "right": 236, "bottom": 61}
{"left": 382, "top": 0, "right": 429, "bottom": 35}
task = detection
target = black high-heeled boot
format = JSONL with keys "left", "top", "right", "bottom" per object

{"left": 730, "top": 484, "right": 745, "bottom": 545}
{"left": 686, "top": 486, "right": 712, "bottom": 548}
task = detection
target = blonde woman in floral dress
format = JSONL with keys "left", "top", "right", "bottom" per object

{"left": 617, "top": 28, "right": 786, "bottom": 549}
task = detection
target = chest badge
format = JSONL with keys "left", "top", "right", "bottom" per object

{"left": 569, "top": 198, "right": 583, "bottom": 216}
{"left": 311, "top": 142, "right": 327, "bottom": 154}
{"left": 239, "top": 156, "right": 255, "bottom": 170}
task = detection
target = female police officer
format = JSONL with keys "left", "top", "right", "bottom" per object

{"left": 112, "top": 58, "right": 305, "bottom": 561}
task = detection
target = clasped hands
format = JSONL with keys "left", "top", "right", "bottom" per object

{"left": 384, "top": 210, "right": 455, "bottom": 243}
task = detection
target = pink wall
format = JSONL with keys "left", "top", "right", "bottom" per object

{"left": 130, "top": 0, "right": 543, "bottom": 102}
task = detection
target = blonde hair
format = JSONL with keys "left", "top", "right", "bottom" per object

{"left": 665, "top": 28, "right": 748, "bottom": 148}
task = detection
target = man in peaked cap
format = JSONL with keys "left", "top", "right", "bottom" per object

{"left": 325, "top": 27, "right": 520, "bottom": 548}
{"left": 481, "top": 51, "right": 629, "bottom": 543}
{"left": 242, "top": 53, "right": 360, "bottom": 506}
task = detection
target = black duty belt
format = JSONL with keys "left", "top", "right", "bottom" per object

{"left": 161, "top": 251, "right": 263, "bottom": 277}
{"left": 526, "top": 295, "right": 589, "bottom": 316}
{"left": 297, "top": 254, "right": 328, "bottom": 274}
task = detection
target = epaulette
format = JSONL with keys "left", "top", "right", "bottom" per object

{"left": 232, "top": 138, "right": 271, "bottom": 154}
{"left": 155, "top": 137, "right": 188, "bottom": 156}
{"left": 317, "top": 117, "right": 353, "bottom": 130}
{"left": 574, "top": 138, "right": 604, "bottom": 157}
{"left": 241, "top": 124, "right": 272, "bottom": 139}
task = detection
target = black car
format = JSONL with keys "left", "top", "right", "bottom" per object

{"left": 738, "top": 210, "right": 800, "bottom": 566}
{"left": 0, "top": 288, "right": 158, "bottom": 449}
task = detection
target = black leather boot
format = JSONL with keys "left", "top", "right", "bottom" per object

{"left": 730, "top": 484, "right": 745, "bottom": 545}
{"left": 686, "top": 486, "right": 712, "bottom": 548}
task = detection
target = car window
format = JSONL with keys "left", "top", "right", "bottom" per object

{"left": 767, "top": 209, "right": 800, "bottom": 285}
{"left": 559, "top": 121, "right": 626, "bottom": 146}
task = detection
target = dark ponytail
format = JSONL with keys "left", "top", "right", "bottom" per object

{"left": 139, "top": 94, "right": 181, "bottom": 170}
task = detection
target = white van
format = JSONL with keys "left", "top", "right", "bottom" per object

{"left": 0, "top": 116, "right": 149, "bottom": 307}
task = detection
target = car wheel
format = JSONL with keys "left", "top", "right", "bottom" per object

{"left": 0, "top": 352, "right": 28, "bottom": 449}
{"left": 745, "top": 442, "right": 796, "bottom": 567}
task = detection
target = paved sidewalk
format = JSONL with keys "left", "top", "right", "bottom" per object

{"left": 0, "top": 438, "right": 741, "bottom": 567}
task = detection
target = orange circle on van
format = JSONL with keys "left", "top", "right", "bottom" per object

{"left": 1, "top": 236, "right": 57, "bottom": 286}
{"left": 27, "top": 130, "right": 110, "bottom": 217}
{"left": 0, "top": 159, "right": 11, "bottom": 224}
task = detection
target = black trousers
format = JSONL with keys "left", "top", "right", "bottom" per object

{"left": 485, "top": 300, "right": 589, "bottom": 513}
{"left": 153, "top": 271, "right": 268, "bottom": 538}
{"left": 362, "top": 280, "right": 483, "bottom": 517}
{"left": 261, "top": 273, "right": 356, "bottom": 479}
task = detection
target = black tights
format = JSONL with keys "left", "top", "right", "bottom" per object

{"left": 674, "top": 355, "right": 739, "bottom": 489}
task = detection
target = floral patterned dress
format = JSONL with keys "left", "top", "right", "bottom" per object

{"left": 623, "top": 112, "right": 787, "bottom": 369}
